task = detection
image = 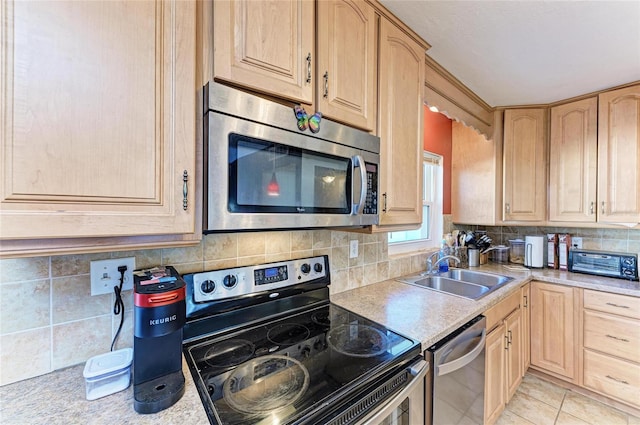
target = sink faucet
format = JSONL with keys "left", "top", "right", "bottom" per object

{"left": 425, "top": 251, "right": 461, "bottom": 275}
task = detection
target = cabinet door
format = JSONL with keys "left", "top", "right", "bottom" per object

{"left": 521, "top": 283, "right": 531, "bottom": 374}
{"left": 549, "top": 97, "right": 598, "bottom": 222}
{"left": 598, "top": 84, "right": 640, "bottom": 224}
{"left": 505, "top": 308, "right": 523, "bottom": 400}
{"left": 503, "top": 109, "right": 547, "bottom": 221}
{"left": 484, "top": 323, "right": 507, "bottom": 425}
{"left": 317, "top": 0, "right": 376, "bottom": 131}
{"left": 530, "top": 281, "right": 576, "bottom": 380}
{"left": 377, "top": 17, "right": 424, "bottom": 228}
{"left": 452, "top": 121, "right": 501, "bottom": 225}
{"left": 213, "top": 0, "right": 314, "bottom": 104}
{"left": 1, "top": 0, "right": 195, "bottom": 239}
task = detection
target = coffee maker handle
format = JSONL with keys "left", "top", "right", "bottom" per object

{"left": 525, "top": 243, "right": 532, "bottom": 266}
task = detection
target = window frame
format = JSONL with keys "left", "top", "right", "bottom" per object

{"left": 388, "top": 151, "right": 443, "bottom": 255}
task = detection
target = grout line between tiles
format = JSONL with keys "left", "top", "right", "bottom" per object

{"left": 554, "top": 391, "right": 568, "bottom": 425}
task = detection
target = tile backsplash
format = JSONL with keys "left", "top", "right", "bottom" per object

{"left": 453, "top": 224, "right": 640, "bottom": 254}
{"left": 0, "top": 229, "right": 431, "bottom": 386}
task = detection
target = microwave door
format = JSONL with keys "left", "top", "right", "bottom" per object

{"left": 301, "top": 154, "right": 350, "bottom": 213}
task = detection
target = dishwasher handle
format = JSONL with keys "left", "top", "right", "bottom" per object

{"left": 436, "top": 329, "right": 486, "bottom": 377}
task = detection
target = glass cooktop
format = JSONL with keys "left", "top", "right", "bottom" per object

{"left": 183, "top": 302, "right": 419, "bottom": 425}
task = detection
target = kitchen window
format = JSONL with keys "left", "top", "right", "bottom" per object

{"left": 388, "top": 152, "right": 443, "bottom": 255}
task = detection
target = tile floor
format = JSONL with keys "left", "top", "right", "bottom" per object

{"left": 495, "top": 374, "right": 640, "bottom": 425}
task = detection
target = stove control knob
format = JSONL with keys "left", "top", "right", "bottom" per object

{"left": 314, "top": 338, "right": 326, "bottom": 351}
{"left": 223, "top": 274, "right": 237, "bottom": 289}
{"left": 200, "top": 279, "right": 215, "bottom": 294}
{"left": 314, "top": 263, "right": 323, "bottom": 273}
{"left": 301, "top": 346, "right": 311, "bottom": 358}
{"left": 300, "top": 263, "right": 311, "bottom": 274}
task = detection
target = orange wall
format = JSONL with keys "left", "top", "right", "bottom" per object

{"left": 423, "top": 106, "right": 452, "bottom": 214}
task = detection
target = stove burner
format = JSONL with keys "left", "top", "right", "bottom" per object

{"left": 311, "top": 311, "right": 331, "bottom": 327}
{"left": 202, "top": 339, "right": 255, "bottom": 369}
{"left": 326, "top": 325, "right": 390, "bottom": 357}
{"left": 267, "top": 323, "right": 310, "bottom": 346}
{"left": 223, "top": 355, "right": 309, "bottom": 414}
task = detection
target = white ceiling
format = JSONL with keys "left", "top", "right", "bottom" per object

{"left": 379, "top": 0, "right": 640, "bottom": 107}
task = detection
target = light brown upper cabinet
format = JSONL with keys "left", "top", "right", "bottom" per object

{"left": 502, "top": 109, "right": 547, "bottom": 221}
{"left": 1, "top": 1, "right": 196, "bottom": 242}
{"left": 213, "top": 0, "right": 314, "bottom": 104}
{"left": 597, "top": 84, "right": 640, "bottom": 224}
{"left": 317, "top": 0, "right": 377, "bottom": 132}
{"left": 376, "top": 16, "right": 425, "bottom": 228}
{"left": 549, "top": 97, "right": 598, "bottom": 222}
{"left": 451, "top": 120, "right": 502, "bottom": 225}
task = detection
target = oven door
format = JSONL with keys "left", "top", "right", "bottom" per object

{"left": 357, "top": 359, "right": 429, "bottom": 425}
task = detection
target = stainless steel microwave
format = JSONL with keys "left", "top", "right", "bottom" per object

{"left": 203, "top": 82, "right": 380, "bottom": 232}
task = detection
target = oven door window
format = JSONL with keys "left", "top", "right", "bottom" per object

{"left": 228, "top": 133, "right": 352, "bottom": 214}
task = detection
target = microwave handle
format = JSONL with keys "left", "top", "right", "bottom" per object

{"left": 352, "top": 155, "right": 367, "bottom": 215}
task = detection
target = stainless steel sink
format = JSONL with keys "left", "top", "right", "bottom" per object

{"left": 396, "top": 269, "right": 513, "bottom": 300}
{"left": 438, "top": 269, "right": 513, "bottom": 288}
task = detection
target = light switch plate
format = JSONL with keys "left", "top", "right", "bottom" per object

{"left": 90, "top": 257, "right": 136, "bottom": 296}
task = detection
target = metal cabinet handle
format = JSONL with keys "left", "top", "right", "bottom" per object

{"left": 306, "top": 53, "right": 312, "bottom": 83}
{"left": 505, "top": 203, "right": 510, "bottom": 214}
{"left": 606, "top": 334, "right": 630, "bottom": 342}
{"left": 323, "top": 71, "right": 329, "bottom": 98}
{"left": 183, "top": 170, "right": 189, "bottom": 211}
{"left": 507, "top": 330, "right": 513, "bottom": 345}
{"left": 382, "top": 193, "right": 387, "bottom": 213}
{"left": 601, "top": 201, "right": 605, "bottom": 214}
{"left": 523, "top": 295, "right": 528, "bottom": 308}
{"left": 606, "top": 375, "right": 629, "bottom": 385}
{"left": 590, "top": 201, "right": 595, "bottom": 215}
{"left": 605, "top": 302, "right": 630, "bottom": 309}
{"left": 504, "top": 335, "right": 509, "bottom": 350}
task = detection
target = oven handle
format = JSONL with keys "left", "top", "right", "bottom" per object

{"left": 359, "top": 359, "right": 429, "bottom": 425}
{"left": 352, "top": 155, "right": 367, "bottom": 215}
{"left": 436, "top": 329, "right": 486, "bottom": 377}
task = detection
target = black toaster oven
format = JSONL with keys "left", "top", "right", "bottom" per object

{"left": 568, "top": 249, "right": 638, "bottom": 281}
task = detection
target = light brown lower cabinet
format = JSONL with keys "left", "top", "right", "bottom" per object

{"left": 484, "top": 288, "right": 526, "bottom": 424}
{"left": 582, "top": 289, "right": 640, "bottom": 409}
{"left": 529, "top": 283, "right": 640, "bottom": 410}
{"left": 530, "top": 281, "right": 578, "bottom": 382}
{"left": 521, "top": 283, "right": 531, "bottom": 371}
{"left": 484, "top": 322, "right": 507, "bottom": 425}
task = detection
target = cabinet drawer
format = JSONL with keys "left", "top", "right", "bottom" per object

{"left": 584, "top": 310, "right": 640, "bottom": 362}
{"left": 485, "top": 290, "right": 520, "bottom": 331}
{"left": 584, "top": 349, "right": 640, "bottom": 408}
{"left": 583, "top": 290, "right": 640, "bottom": 319}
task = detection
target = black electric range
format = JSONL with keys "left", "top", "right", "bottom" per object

{"left": 182, "top": 255, "right": 422, "bottom": 425}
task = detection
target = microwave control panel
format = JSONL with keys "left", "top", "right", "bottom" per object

{"left": 364, "top": 163, "right": 378, "bottom": 215}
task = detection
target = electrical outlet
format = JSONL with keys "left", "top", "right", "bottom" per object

{"left": 90, "top": 257, "right": 136, "bottom": 296}
{"left": 572, "top": 237, "right": 583, "bottom": 249}
{"left": 349, "top": 240, "right": 359, "bottom": 258}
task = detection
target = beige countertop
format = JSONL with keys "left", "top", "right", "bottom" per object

{"left": 331, "top": 264, "right": 640, "bottom": 350}
{"left": 1, "top": 265, "right": 638, "bottom": 424}
{"left": 0, "top": 357, "right": 208, "bottom": 425}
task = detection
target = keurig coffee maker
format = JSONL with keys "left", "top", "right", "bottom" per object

{"left": 133, "top": 266, "right": 185, "bottom": 413}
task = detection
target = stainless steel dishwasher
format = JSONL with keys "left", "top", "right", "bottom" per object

{"left": 426, "top": 315, "right": 486, "bottom": 425}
